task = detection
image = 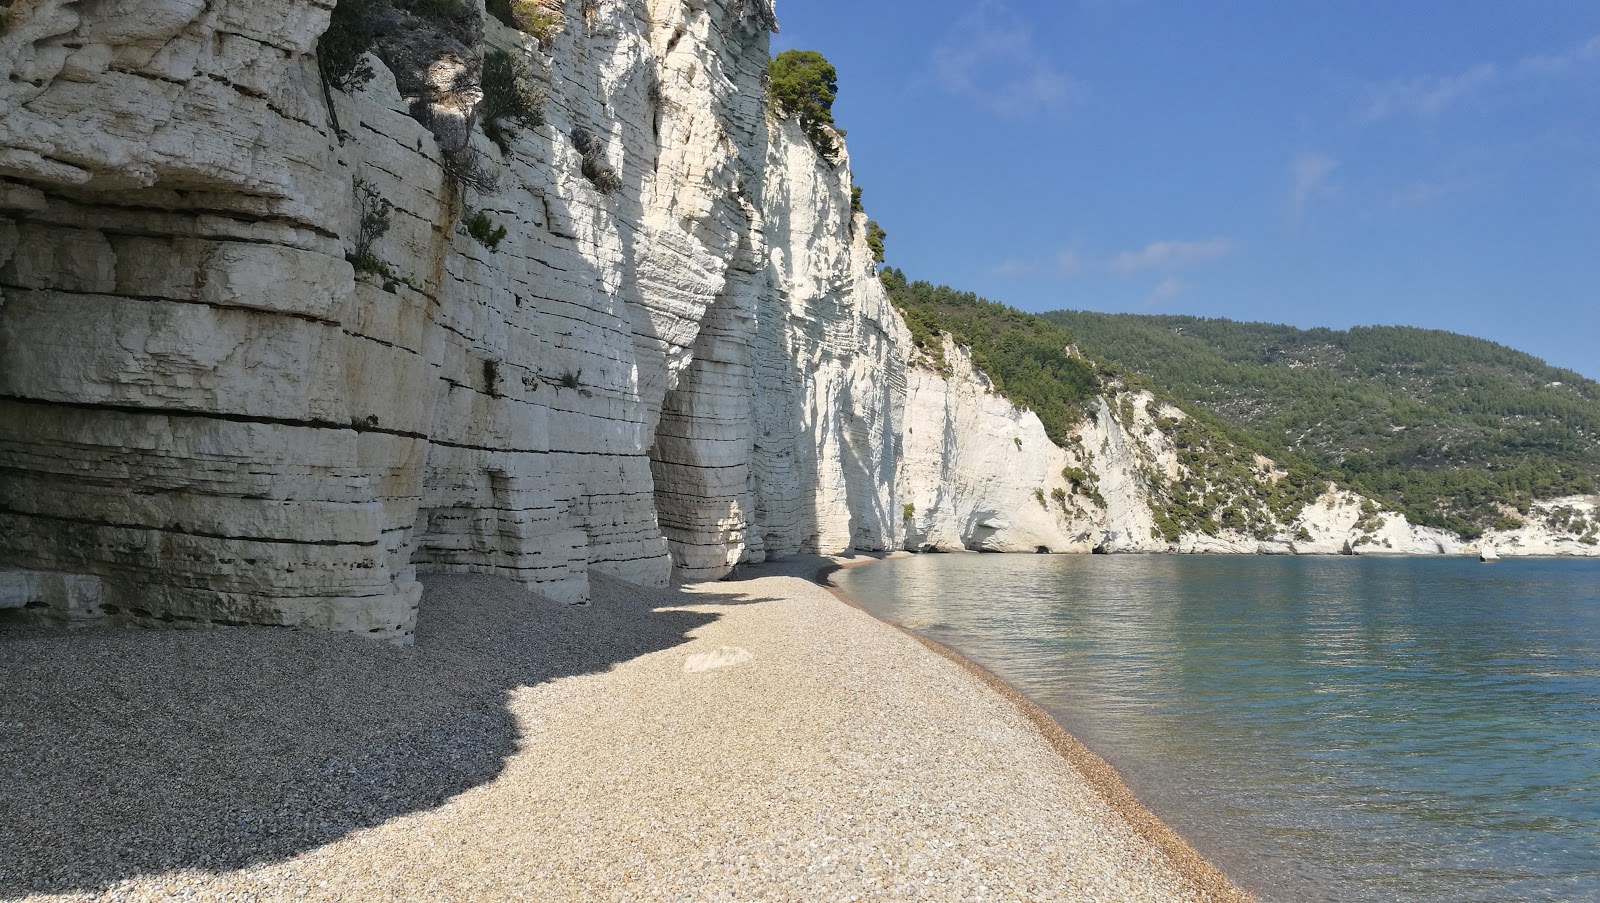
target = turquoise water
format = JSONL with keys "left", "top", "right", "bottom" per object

{"left": 833, "top": 554, "right": 1600, "bottom": 903}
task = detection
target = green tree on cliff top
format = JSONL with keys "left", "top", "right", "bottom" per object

{"left": 769, "top": 49, "right": 841, "bottom": 157}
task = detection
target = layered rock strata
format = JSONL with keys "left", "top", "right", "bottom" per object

{"left": 0, "top": 0, "right": 916, "bottom": 638}
{"left": 0, "top": 0, "right": 783, "bottom": 639}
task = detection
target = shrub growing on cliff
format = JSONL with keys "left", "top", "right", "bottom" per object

{"left": 768, "top": 49, "right": 841, "bottom": 157}
{"left": 570, "top": 126, "right": 624, "bottom": 193}
{"left": 865, "top": 220, "right": 886, "bottom": 264}
{"left": 318, "top": 0, "right": 383, "bottom": 91}
{"left": 481, "top": 48, "right": 547, "bottom": 154}
{"left": 349, "top": 177, "right": 394, "bottom": 271}
{"left": 443, "top": 147, "right": 500, "bottom": 196}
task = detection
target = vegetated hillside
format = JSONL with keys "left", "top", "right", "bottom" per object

{"left": 881, "top": 268, "right": 1100, "bottom": 444}
{"left": 1045, "top": 311, "right": 1600, "bottom": 538}
{"left": 883, "top": 270, "right": 1335, "bottom": 542}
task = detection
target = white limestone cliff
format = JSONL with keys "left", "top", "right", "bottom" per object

{"left": 744, "top": 122, "right": 906, "bottom": 569}
{"left": 1478, "top": 497, "right": 1600, "bottom": 558}
{"left": 898, "top": 339, "right": 1087, "bottom": 554}
{"left": 0, "top": 0, "right": 906, "bottom": 637}
{"left": 0, "top": 0, "right": 782, "bottom": 638}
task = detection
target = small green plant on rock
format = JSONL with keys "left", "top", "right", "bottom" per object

{"left": 466, "top": 210, "right": 508, "bottom": 250}
{"left": 560, "top": 369, "right": 582, "bottom": 389}
{"left": 1033, "top": 488, "right": 1048, "bottom": 509}
{"left": 347, "top": 177, "right": 394, "bottom": 274}
{"left": 483, "top": 359, "right": 502, "bottom": 396}
{"left": 487, "top": 0, "right": 563, "bottom": 44}
{"left": 903, "top": 502, "right": 916, "bottom": 520}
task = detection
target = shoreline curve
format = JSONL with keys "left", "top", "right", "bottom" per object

{"left": 809, "top": 552, "right": 1257, "bottom": 903}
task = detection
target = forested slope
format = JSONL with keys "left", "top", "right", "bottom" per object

{"left": 1046, "top": 312, "right": 1600, "bottom": 537}
{"left": 881, "top": 268, "right": 1100, "bottom": 445}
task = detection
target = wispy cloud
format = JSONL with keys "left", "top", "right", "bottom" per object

{"left": 1386, "top": 169, "right": 1486, "bottom": 211}
{"left": 1290, "top": 152, "right": 1339, "bottom": 218}
{"left": 1360, "top": 34, "right": 1600, "bottom": 123}
{"left": 1362, "top": 63, "right": 1499, "bottom": 122}
{"left": 990, "top": 238, "right": 1235, "bottom": 279}
{"left": 1108, "top": 238, "right": 1235, "bottom": 273}
{"left": 1144, "top": 277, "right": 1188, "bottom": 307}
{"left": 989, "top": 258, "right": 1038, "bottom": 278}
{"left": 931, "top": 1, "right": 1086, "bottom": 118}
{"left": 1516, "top": 34, "right": 1600, "bottom": 76}
{"left": 1387, "top": 179, "right": 1462, "bottom": 211}
{"left": 987, "top": 249, "right": 1085, "bottom": 278}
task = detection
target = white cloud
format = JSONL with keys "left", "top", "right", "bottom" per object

{"left": 1108, "top": 238, "right": 1235, "bottom": 273}
{"left": 1053, "top": 249, "right": 1086, "bottom": 275}
{"left": 989, "top": 258, "right": 1038, "bottom": 277}
{"left": 988, "top": 249, "right": 1085, "bottom": 278}
{"left": 931, "top": 2, "right": 1086, "bottom": 118}
{"left": 1516, "top": 33, "right": 1600, "bottom": 76}
{"left": 991, "top": 239, "right": 1233, "bottom": 280}
{"left": 1362, "top": 63, "right": 1499, "bottom": 122}
{"left": 1144, "top": 277, "right": 1188, "bottom": 307}
{"left": 1360, "top": 33, "right": 1600, "bottom": 123}
{"left": 1290, "top": 152, "right": 1338, "bottom": 218}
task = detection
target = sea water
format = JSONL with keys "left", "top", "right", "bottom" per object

{"left": 833, "top": 554, "right": 1600, "bottom": 903}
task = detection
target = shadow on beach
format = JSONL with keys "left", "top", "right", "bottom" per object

{"left": 0, "top": 572, "right": 776, "bottom": 898}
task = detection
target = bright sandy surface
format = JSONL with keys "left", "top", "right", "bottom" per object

{"left": 2, "top": 557, "right": 1249, "bottom": 902}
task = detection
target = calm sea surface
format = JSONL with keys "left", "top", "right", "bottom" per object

{"left": 833, "top": 554, "right": 1600, "bottom": 903}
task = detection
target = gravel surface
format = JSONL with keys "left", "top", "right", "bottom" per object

{"left": 2, "top": 558, "right": 1250, "bottom": 902}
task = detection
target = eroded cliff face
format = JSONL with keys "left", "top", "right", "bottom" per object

{"left": 0, "top": 0, "right": 917, "bottom": 639}
{"left": 0, "top": 0, "right": 788, "bottom": 638}
{"left": 745, "top": 124, "right": 906, "bottom": 567}
{"left": 899, "top": 339, "right": 1090, "bottom": 554}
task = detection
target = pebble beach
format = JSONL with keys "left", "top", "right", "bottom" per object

{"left": 1, "top": 558, "right": 1252, "bottom": 902}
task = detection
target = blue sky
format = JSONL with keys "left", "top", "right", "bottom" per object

{"left": 772, "top": 1, "right": 1600, "bottom": 378}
